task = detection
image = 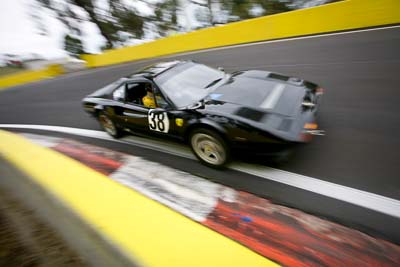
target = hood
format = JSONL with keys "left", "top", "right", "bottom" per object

{"left": 200, "top": 71, "right": 315, "bottom": 142}
{"left": 209, "top": 71, "right": 306, "bottom": 117}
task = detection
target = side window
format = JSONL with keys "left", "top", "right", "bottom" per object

{"left": 113, "top": 83, "right": 125, "bottom": 102}
{"left": 123, "top": 82, "right": 167, "bottom": 108}
{"left": 126, "top": 82, "right": 146, "bottom": 105}
{"left": 154, "top": 89, "right": 169, "bottom": 109}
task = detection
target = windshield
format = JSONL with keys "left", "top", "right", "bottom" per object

{"left": 155, "top": 62, "right": 225, "bottom": 108}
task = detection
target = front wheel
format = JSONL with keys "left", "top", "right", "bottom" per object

{"left": 98, "top": 112, "right": 122, "bottom": 138}
{"left": 190, "top": 128, "right": 230, "bottom": 168}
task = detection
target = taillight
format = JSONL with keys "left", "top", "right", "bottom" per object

{"left": 300, "top": 133, "right": 313, "bottom": 142}
{"left": 304, "top": 123, "right": 318, "bottom": 130}
{"left": 316, "top": 87, "right": 324, "bottom": 95}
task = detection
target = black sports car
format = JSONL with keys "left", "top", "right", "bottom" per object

{"left": 82, "top": 60, "right": 324, "bottom": 167}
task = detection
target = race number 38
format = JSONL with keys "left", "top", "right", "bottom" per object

{"left": 148, "top": 110, "right": 169, "bottom": 133}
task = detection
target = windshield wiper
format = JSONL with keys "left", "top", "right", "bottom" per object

{"left": 204, "top": 78, "right": 223, "bottom": 89}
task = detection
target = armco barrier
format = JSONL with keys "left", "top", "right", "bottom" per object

{"left": 82, "top": 0, "right": 400, "bottom": 68}
{"left": 0, "top": 130, "right": 278, "bottom": 267}
{"left": 0, "top": 64, "right": 64, "bottom": 90}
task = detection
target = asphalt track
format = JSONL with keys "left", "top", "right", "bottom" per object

{"left": 1, "top": 26, "right": 400, "bottom": 242}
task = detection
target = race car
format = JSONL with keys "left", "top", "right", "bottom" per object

{"left": 82, "top": 60, "right": 324, "bottom": 167}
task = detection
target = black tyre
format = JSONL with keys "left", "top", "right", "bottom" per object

{"left": 189, "top": 128, "right": 230, "bottom": 168}
{"left": 98, "top": 112, "right": 122, "bottom": 138}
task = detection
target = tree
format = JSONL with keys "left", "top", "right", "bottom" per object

{"left": 111, "top": 6, "right": 144, "bottom": 39}
{"left": 64, "top": 34, "right": 84, "bottom": 56}
{"left": 154, "top": 0, "right": 179, "bottom": 36}
{"left": 220, "top": 0, "right": 293, "bottom": 22}
{"left": 71, "top": 0, "right": 115, "bottom": 48}
{"left": 190, "top": 0, "right": 215, "bottom": 26}
{"left": 255, "top": 0, "right": 293, "bottom": 16}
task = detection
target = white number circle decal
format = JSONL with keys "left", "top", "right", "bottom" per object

{"left": 148, "top": 110, "right": 169, "bottom": 133}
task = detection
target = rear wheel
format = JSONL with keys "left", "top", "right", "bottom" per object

{"left": 190, "top": 128, "right": 230, "bottom": 168}
{"left": 98, "top": 112, "right": 122, "bottom": 138}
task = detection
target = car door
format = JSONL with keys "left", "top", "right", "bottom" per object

{"left": 121, "top": 82, "right": 149, "bottom": 131}
{"left": 123, "top": 81, "right": 177, "bottom": 137}
{"left": 108, "top": 82, "right": 128, "bottom": 127}
{"left": 149, "top": 84, "right": 176, "bottom": 136}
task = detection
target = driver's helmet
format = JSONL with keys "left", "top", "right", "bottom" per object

{"left": 145, "top": 84, "right": 152, "bottom": 93}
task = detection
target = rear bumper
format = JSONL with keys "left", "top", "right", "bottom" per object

{"left": 296, "top": 87, "right": 324, "bottom": 142}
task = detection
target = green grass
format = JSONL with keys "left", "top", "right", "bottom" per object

{"left": 0, "top": 66, "right": 25, "bottom": 77}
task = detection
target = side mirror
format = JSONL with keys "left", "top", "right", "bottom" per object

{"left": 218, "top": 67, "right": 225, "bottom": 72}
{"left": 187, "top": 101, "right": 205, "bottom": 110}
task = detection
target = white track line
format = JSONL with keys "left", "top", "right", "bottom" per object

{"left": 142, "top": 25, "right": 400, "bottom": 62}
{"left": 0, "top": 124, "right": 194, "bottom": 159}
{"left": 81, "top": 25, "right": 400, "bottom": 72}
{"left": 6, "top": 25, "right": 399, "bottom": 85}
{"left": 232, "top": 163, "right": 400, "bottom": 219}
{"left": 186, "top": 25, "right": 400, "bottom": 53}
{"left": 1, "top": 123, "right": 400, "bottom": 219}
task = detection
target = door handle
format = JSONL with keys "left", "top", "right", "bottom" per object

{"left": 123, "top": 111, "right": 147, "bottom": 118}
